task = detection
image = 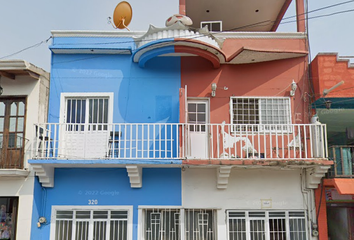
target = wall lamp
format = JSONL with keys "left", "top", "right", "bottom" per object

{"left": 211, "top": 83, "right": 217, "bottom": 97}
{"left": 325, "top": 100, "right": 332, "bottom": 109}
{"left": 290, "top": 80, "right": 297, "bottom": 97}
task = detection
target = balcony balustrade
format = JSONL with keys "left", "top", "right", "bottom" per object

{"left": 328, "top": 145, "right": 354, "bottom": 178}
{"left": 0, "top": 134, "right": 27, "bottom": 169}
{"left": 32, "top": 123, "right": 328, "bottom": 161}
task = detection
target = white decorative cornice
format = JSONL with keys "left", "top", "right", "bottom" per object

{"left": 0, "top": 60, "right": 49, "bottom": 80}
{"left": 51, "top": 30, "right": 145, "bottom": 38}
{"left": 0, "top": 169, "right": 29, "bottom": 178}
{"left": 134, "top": 22, "right": 221, "bottom": 49}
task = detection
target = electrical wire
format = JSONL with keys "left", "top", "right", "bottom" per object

{"left": 1, "top": 0, "right": 354, "bottom": 60}
{"left": 0, "top": 36, "right": 52, "bottom": 60}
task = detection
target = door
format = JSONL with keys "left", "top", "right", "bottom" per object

{"left": 0, "top": 98, "right": 26, "bottom": 168}
{"left": 187, "top": 99, "right": 209, "bottom": 159}
{"left": 61, "top": 96, "right": 111, "bottom": 159}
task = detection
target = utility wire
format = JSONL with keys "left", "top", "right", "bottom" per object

{"left": 1, "top": 0, "right": 354, "bottom": 59}
{"left": 0, "top": 36, "right": 52, "bottom": 60}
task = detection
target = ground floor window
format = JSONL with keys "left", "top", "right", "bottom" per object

{"left": 142, "top": 208, "right": 216, "bottom": 240}
{"left": 227, "top": 211, "right": 306, "bottom": 240}
{"left": 52, "top": 206, "right": 131, "bottom": 240}
{"left": 0, "top": 197, "right": 18, "bottom": 240}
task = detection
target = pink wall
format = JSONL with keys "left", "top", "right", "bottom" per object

{"left": 181, "top": 55, "right": 310, "bottom": 124}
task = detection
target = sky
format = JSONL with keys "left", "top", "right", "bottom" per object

{"left": 0, "top": 0, "right": 353, "bottom": 72}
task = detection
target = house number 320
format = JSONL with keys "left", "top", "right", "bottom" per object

{"left": 88, "top": 199, "right": 98, "bottom": 205}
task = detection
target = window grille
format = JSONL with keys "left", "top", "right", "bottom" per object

{"left": 144, "top": 209, "right": 180, "bottom": 240}
{"left": 54, "top": 209, "right": 128, "bottom": 240}
{"left": 185, "top": 209, "right": 216, "bottom": 240}
{"left": 65, "top": 97, "right": 109, "bottom": 131}
{"left": 230, "top": 97, "right": 291, "bottom": 132}
{"left": 188, "top": 102, "right": 207, "bottom": 132}
{"left": 142, "top": 208, "right": 216, "bottom": 240}
{"left": 227, "top": 211, "right": 306, "bottom": 240}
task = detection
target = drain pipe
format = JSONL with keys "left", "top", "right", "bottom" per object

{"left": 301, "top": 169, "right": 319, "bottom": 240}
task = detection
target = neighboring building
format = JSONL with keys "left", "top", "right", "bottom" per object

{"left": 29, "top": 0, "right": 332, "bottom": 240}
{"left": 0, "top": 60, "right": 49, "bottom": 240}
{"left": 311, "top": 53, "right": 354, "bottom": 240}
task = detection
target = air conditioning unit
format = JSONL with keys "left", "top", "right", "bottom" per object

{"left": 200, "top": 21, "right": 222, "bottom": 32}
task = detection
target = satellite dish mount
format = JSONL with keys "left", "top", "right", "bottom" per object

{"left": 108, "top": 1, "right": 132, "bottom": 31}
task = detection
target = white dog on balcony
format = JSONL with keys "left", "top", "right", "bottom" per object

{"left": 220, "top": 121, "right": 257, "bottom": 158}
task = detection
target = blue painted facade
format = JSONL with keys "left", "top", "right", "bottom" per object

{"left": 30, "top": 36, "right": 183, "bottom": 239}
{"left": 31, "top": 168, "right": 182, "bottom": 240}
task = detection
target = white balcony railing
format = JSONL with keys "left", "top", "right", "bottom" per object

{"left": 32, "top": 123, "right": 328, "bottom": 161}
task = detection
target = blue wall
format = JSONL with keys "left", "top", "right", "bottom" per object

{"left": 49, "top": 54, "right": 181, "bottom": 124}
{"left": 31, "top": 168, "right": 181, "bottom": 240}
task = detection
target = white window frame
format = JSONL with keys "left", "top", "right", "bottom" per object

{"left": 226, "top": 210, "right": 307, "bottom": 240}
{"left": 200, "top": 21, "right": 223, "bottom": 32}
{"left": 229, "top": 97, "right": 292, "bottom": 133}
{"left": 138, "top": 206, "right": 217, "bottom": 240}
{"left": 59, "top": 92, "right": 114, "bottom": 125}
{"left": 50, "top": 205, "right": 133, "bottom": 240}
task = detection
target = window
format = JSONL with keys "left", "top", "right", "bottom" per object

{"left": 0, "top": 197, "right": 18, "bottom": 240}
{"left": 52, "top": 207, "right": 131, "bottom": 240}
{"left": 65, "top": 97, "right": 109, "bottom": 131}
{"left": 230, "top": 97, "right": 291, "bottom": 132}
{"left": 201, "top": 21, "right": 222, "bottom": 31}
{"left": 185, "top": 209, "right": 216, "bottom": 240}
{"left": 142, "top": 208, "right": 216, "bottom": 240}
{"left": 0, "top": 98, "right": 26, "bottom": 168}
{"left": 188, "top": 101, "right": 208, "bottom": 132}
{"left": 60, "top": 93, "right": 113, "bottom": 132}
{"left": 227, "top": 211, "right": 307, "bottom": 240}
{"left": 144, "top": 209, "right": 180, "bottom": 240}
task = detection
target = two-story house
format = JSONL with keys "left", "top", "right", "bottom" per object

{"left": 0, "top": 60, "right": 49, "bottom": 240}
{"left": 29, "top": 0, "right": 332, "bottom": 239}
{"left": 311, "top": 53, "right": 354, "bottom": 240}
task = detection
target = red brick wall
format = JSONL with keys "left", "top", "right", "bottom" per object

{"left": 311, "top": 54, "right": 354, "bottom": 99}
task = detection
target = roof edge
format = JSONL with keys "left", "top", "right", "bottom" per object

{"left": 51, "top": 30, "right": 145, "bottom": 38}
{"left": 51, "top": 30, "right": 307, "bottom": 40}
{"left": 215, "top": 31, "right": 307, "bottom": 39}
{"left": 0, "top": 60, "right": 49, "bottom": 80}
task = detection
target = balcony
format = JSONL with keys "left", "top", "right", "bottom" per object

{"left": 0, "top": 134, "right": 27, "bottom": 169}
{"left": 328, "top": 146, "right": 354, "bottom": 178}
{"left": 31, "top": 123, "right": 328, "bottom": 162}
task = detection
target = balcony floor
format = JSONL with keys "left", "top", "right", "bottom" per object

{"left": 183, "top": 158, "right": 333, "bottom": 168}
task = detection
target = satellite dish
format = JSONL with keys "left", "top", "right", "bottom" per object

{"left": 109, "top": 1, "right": 132, "bottom": 31}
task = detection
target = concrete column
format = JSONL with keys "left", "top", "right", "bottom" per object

{"left": 296, "top": 0, "right": 306, "bottom": 32}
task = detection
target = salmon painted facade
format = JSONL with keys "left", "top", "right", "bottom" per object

{"left": 311, "top": 53, "right": 354, "bottom": 240}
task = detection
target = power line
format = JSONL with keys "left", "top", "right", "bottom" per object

{"left": 282, "top": 0, "right": 354, "bottom": 21}
{"left": 1, "top": 0, "right": 354, "bottom": 59}
{"left": 0, "top": 36, "right": 52, "bottom": 60}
